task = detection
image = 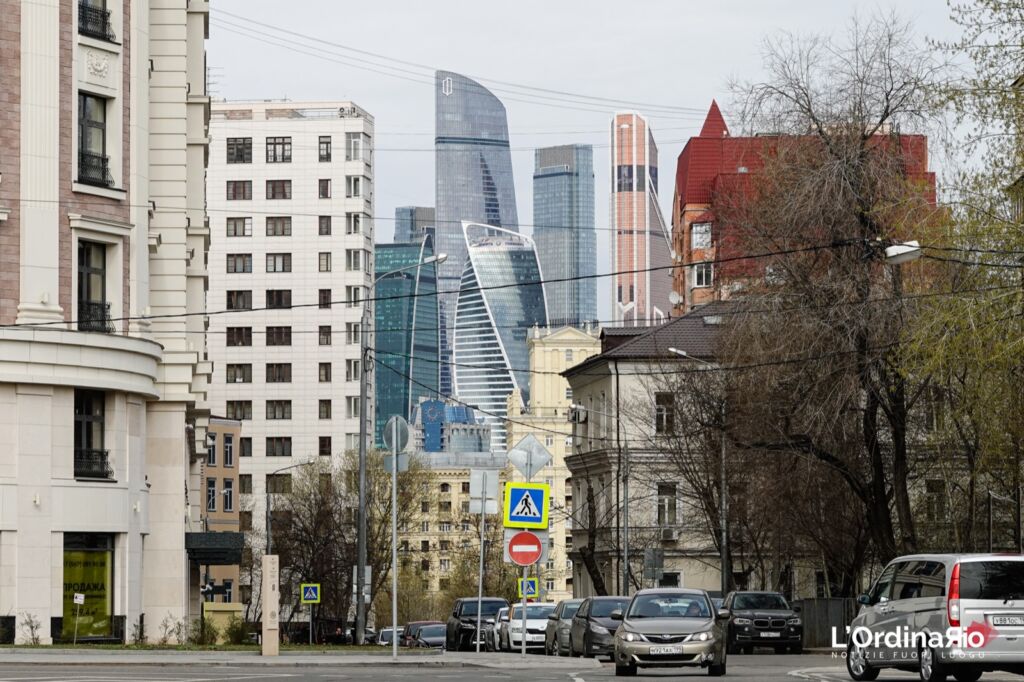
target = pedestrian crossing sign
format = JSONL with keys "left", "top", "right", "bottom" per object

{"left": 518, "top": 577, "right": 539, "bottom": 599}
{"left": 503, "top": 482, "right": 550, "bottom": 529}
{"left": 300, "top": 583, "right": 321, "bottom": 604}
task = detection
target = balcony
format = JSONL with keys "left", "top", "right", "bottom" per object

{"left": 78, "top": 2, "right": 115, "bottom": 41}
{"left": 78, "top": 151, "right": 113, "bottom": 187}
{"left": 75, "top": 448, "right": 113, "bottom": 479}
{"left": 78, "top": 301, "right": 113, "bottom": 333}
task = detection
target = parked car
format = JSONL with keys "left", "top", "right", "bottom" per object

{"left": 847, "top": 553, "right": 1024, "bottom": 682}
{"left": 446, "top": 597, "right": 510, "bottom": 652}
{"left": 402, "top": 620, "right": 442, "bottom": 647}
{"left": 612, "top": 588, "right": 730, "bottom": 677}
{"left": 569, "top": 595, "right": 631, "bottom": 659}
{"left": 724, "top": 590, "right": 803, "bottom": 654}
{"left": 546, "top": 598, "right": 583, "bottom": 656}
{"left": 504, "top": 602, "right": 557, "bottom": 652}
{"left": 486, "top": 607, "right": 509, "bottom": 652}
{"left": 377, "top": 626, "right": 401, "bottom": 646}
{"left": 413, "top": 623, "right": 447, "bottom": 649}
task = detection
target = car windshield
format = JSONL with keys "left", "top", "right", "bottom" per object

{"left": 511, "top": 604, "right": 555, "bottom": 619}
{"left": 379, "top": 630, "right": 394, "bottom": 643}
{"left": 462, "top": 601, "right": 505, "bottom": 617}
{"left": 627, "top": 594, "right": 711, "bottom": 619}
{"left": 591, "top": 599, "right": 630, "bottom": 618}
{"left": 420, "top": 625, "right": 445, "bottom": 637}
{"left": 960, "top": 561, "right": 1024, "bottom": 600}
{"left": 733, "top": 594, "right": 789, "bottom": 610}
{"left": 561, "top": 602, "right": 582, "bottom": 620}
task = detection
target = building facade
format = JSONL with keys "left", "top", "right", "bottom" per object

{"left": 411, "top": 398, "right": 491, "bottom": 454}
{"left": 505, "top": 326, "right": 601, "bottom": 602}
{"left": 374, "top": 239, "right": 440, "bottom": 447}
{"left": 532, "top": 145, "right": 596, "bottom": 328}
{"left": 199, "top": 418, "right": 243, "bottom": 609}
{"left": 435, "top": 71, "right": 519, "bottom": 396}
{"left": 453, "top": 223, "right": 548, "bottom": 451}
{"left": 393, "top": 206, "right": 435, "bottom": 245}
{"left": 206, "top": 101, "right": 374, "bottom": 560}
{"left": 611, "top": 112, "right": 674, "bottom": 327}
{"left": 0, "top": 0, "right": 210, "bottom": 643}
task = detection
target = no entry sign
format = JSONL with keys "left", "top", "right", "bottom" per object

{"left": 507, "top": 530, "right": 543, "bottom": 566}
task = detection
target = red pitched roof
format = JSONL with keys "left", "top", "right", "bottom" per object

{"left": 699, "top": 100, "right": 729, "bottom": 138}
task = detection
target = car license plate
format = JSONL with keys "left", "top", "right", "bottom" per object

{"left": 760, "top": 631, "right": 781, "bottom": 638}
{"left": 649, "top": 645, "right": 682, "bottom": 655}
{"left": 993, "top": 616, "right": 1024, "bottom": 626}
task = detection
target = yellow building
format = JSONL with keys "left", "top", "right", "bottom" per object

{"left": 506, "top": 326, "right": 601, "bottom": 602}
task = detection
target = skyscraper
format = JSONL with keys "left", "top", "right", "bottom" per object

{"left": 453, "top": 223, "right": 548, "bottom": 451}
{"left": 393, "top": 206, "right": 436, "bottom": 244}
{"left": 611, "top": 112, "right": 674, "bottom": 326}
{"left": 374, "top": 237, "right": 440, "bottom": 447}
{"left": 435, "top": 71, "right": 519, "bottom": 396}
{"left": 533, "top": 144, "right": 596, "bottom": 327}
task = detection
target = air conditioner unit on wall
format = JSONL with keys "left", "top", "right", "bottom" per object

{"left": 661, "top": 528, "right": 678, "bottom": 542}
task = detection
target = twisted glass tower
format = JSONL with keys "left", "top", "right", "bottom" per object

{"left": 435, "top": 71, "right": 519, "bottom": 396}
{"left": 453, "top": 223, "right": 547, "bottom": 451}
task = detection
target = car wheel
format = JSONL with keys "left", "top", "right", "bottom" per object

{"left": 583, "top": 633, "right": 593, "bottom": 658}
{"left": 708, "top": 659, "right": 727, "bottom": 677}
{"left": 919, "top": 645, "right": 948, "bottom": 682}
{"left": 952, "top": 668, "right": 982, "bottom": 682}
{"left": 846, "top": 639, "right": 880, "bottom": 681}
{"left": 615, "top": 660, "right": 637, "bottom": 677}
{"left": 790, "top": 642, "right": 803, "bottom": 655}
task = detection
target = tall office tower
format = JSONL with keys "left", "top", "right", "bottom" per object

{"left": 611, "top": 112, "right": 674, "bottom": 326}
{"left": 374, "top": 237, "right": 440, "bottom": 447}
{"left": 435, "top": 71, "right": 519, "bottom": 396}
{"left": 393, "top": 206, "right": 436, "bottom": 244}
{"left": 533, "top": 145, "right": 597, "bottom": 327}
{"left": 0, "top": 0, "right": 211, "bottom": 643}
{"left": 207, "top": 101, "right": 374, "bottom": 560}
{"left": 454, "top": 223, "right": 548, "bottom": 451}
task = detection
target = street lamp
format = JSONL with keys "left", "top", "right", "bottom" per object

{"left": 265, "top": 456, "right": 315, "bottom": 556}
{"left": 668, "top": 347, "right": 729, "bottom": 598}
{"left": 355, "top": 252, "right": 446, "bottom": 644}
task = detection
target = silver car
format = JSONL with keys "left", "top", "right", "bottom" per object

{"left": 847, "top": 553, "right": 1024, "bottom": 682}
{"left": 546, "top": 598, "right": 583, "bottom": 656}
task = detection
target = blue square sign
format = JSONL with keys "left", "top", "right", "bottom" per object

{"left": 503, "top": 482, "right": 550, "bottom": 529}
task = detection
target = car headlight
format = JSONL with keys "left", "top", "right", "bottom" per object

{"left": 621, "top": 631, "right": 637, "bottom": 642}
{"left": 693, "top": 630, "right": 713, "bottom": 642}
{"left": 733, "top": 618, "right": 752, "bottom": 625}
{"left": 787, "top": 618, "right": 801, "bottom": 626}
{"left": 510, "top": 624, "right": 522, "bottom": 633}
{"left": 589, "top": 621, "right": 607, "bottom": 634}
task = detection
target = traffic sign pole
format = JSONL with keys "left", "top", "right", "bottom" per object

{"left": 475, "top": 470, "right": 487, "bottom": 654}
{"left": 521, "top": 565, "right": 527, "bottom": 657}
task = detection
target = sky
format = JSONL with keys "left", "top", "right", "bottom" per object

{"left": 208, "top": 0, "right": 962, "bottom": 318}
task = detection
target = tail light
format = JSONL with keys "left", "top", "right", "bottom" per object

{"left": 948, "top": 562, "right": 961, "bottom": 627}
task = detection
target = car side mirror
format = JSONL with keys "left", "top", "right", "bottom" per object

{"left": 610, "top": 609, "right": 623, "bottom": 621}
{"left": 717, "top": 609, "right": 731, "bottom": 620}
{"left": 793, "top": 605, "right": 801, "bottom": 613}
{"left": 485, "top": 618, "right": 494, "bottom": 624}
{"left": 856, "top": 594, "right": 871, "bottom": 606}
{"left": 548, "top": 613, "right": 558, "bottom": 620}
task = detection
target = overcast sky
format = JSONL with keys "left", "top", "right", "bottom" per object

{"left": 208, "top": 0, "right": 961, "bottom": 316}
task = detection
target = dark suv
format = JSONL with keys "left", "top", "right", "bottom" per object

{"left": 724, "top": 591, "right": 802, "bottom": 654}
{"left": 445, "top": 597, "right": 509, "bottom": 651}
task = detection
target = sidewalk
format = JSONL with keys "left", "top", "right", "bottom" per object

{"left": 0, "top": 648, "right": 603, "bottom": 670}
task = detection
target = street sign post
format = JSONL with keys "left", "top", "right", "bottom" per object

{"left": 518, "top": 577, "right": 539, "bottom": 599}
{"left": 386, "top": 415, "right": 408, "bottom": 660}
{"left": 503, "top": 528, "right": 549, "bottom": 565}
{"left": 72, "top": 593, "right": 84, "bottom": 644}
{"left": 507, "top": 530, "right": 543, "bottom": 567}
{"left": 468, "top": 469, "right": 499, "bottom": 653}
{"left": 508, "top": 434, "right": 552, "bottom": 480}
{"left": 301, "top": 583, "right": 320, "bottom": 645}
{"left": 503, "top": 482, "right": 550, "bottom": 529}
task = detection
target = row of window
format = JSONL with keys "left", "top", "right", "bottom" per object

{"left": 226, "top": 395, "right": 360, "bottom": 420}
{"left": 226, "top": 323, "right": 363, "bottom": 347}
{"left": 225, "top": 177, "right": 365, "bottom": 201}
{"left": 205, "top": 434, "right": 235, "bottom": 467}
{"left": 225, "top": 250, "right": 365, "bottom": 273}
{"left": 225, "top": 134, "right": 370, "bottom": 165}
{"left": 227, "top": 359, "right": 361, "bottom": 383}
{"left": 206, "top": 477, "right": 235, "bottom": 513}
{"left": 226, "top": 289, "right": 345, "bottom": 311}
{"left": 225, "top": 213, "right": 367, "bottom": 237}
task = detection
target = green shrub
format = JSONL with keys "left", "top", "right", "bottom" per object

{"left": 187, "top": 617, "right": 219, "bottom": 646}
{"left": 223, "top": 616, "right": 249, "bottom": 645}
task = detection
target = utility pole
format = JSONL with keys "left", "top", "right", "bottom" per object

{"left": 622, "top": 443, "right": 630, "bottom": 595}
{"left": 355, "top": 304, "right": 370, "bottom": 645}
{"left": 720, "top": 399, "right": 728, "bottom": 597}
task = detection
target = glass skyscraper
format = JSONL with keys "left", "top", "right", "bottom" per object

{"left": 453, "top": 223, "right": 548, "bottom": 451}
{"left": 393, "top": 206, "right": 435, "bottom": 244}
{"left": 533, "top": 144, "right": 596, "bottom": 327}
{"left": 435, "top": 71, "right": 519, "bottom": 397}
{"left": 373, "top": 237, "right": 440, "bottom": 447}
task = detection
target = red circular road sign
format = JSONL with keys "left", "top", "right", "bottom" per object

{"left": 508, "top": 531, "right": 543, "bottom": 567}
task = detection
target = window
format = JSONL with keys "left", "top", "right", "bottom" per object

{"left": 78, "top": 93, "right": 111, "bottom": 186}
{"left": 226, "top": 217, "right": 252, "bottom": 237}
{"left": 226, "top": 401, "right": 252, "bottom": 420}
{"left": 346, "top": 213, "right": 364, "bottom": 234}
{"left": 207, "top": 478, "right": 217, "bottom": 512}
{"left": 266, "top": 327, "right": 292, "bottom": 346}
{"left": 266, "top": 363, "right": 292, "bottom": 383}
{"left": 78, "top": 0, "right": 115, "bottom": 41}
{"left": 319, "top": 436, "right": 332, "bottom": 456}
{"left": 345, "top": 396, "right": 359, "bottom": 418}
{"left": 266, "top": 473, "right": 292, "bottom": 493}
{"left": 205, "top": 437, "right": 216, "bottom": 467}
{"left": 657, "top": 483, "right": 677, "bottom": 526}
{"left": 265, "top": 137, "right": 292, "bottom": 163}
{"left": 440, "top": 559, "right": 451, "bottom": 572}
{"left": 266, "top": 180, "right": 291, "bottom": 200}
{"left": 346, "top": 285, "right": 363, "bottom": 308}
{"left": 694, "top": 262, "right": 713, "bottom": 288}
{"left": 345, "top": 359, "right": 360, "bottom": 382}
{"left": 239, "top": 511, "right": 252, "bottom": 532}
{"left": 655, "top": 392, "right": 675, "bottom": 434}
{"left": 346, "top": 176, "right": 363, "bottom": 197}
{"left": 346, "top": 132, "right": 370, "bottom": 161}
{"left": 319, "top": 400, "right": 332, "bottom": 419}
{"left": 226, "top": 364, "right": 252, "bottom": 383}
{"left": 565, "top": 387, "right": 573, "bottom": 400}
{"left": 266, "top": 253, "right": 292, "bottom": 273}
{"left": 226, "top": 290, "right": 252, "bottom": 310}
{"left": 319, "top": 136, "right": 332, "bottom": 162}
{"left": 223, "top": 479, "right": 234, "bottom": 512}
{"left": 461, "top": 520, "right": 471, "bottom": 532}
{"left": 439, "top": 521, "right": 451, "bottom": 531}
{"left": 420, "top": 559, "right": 430, "bottom": 572}
{"left": 420, "top": 521, "right": 430, "bottom": 533}
{"left": 345, "top": 249, "right": 362, "bottom": 271}
{"left": 319, "top": 326, "right": 332, "bottom": 346}
{"left": 239, "top": 474, "right": 252, "bottom": 495}
{"left": 318, "top": 179, "right": 331, "bottom": 198}
{"left": 77, "top": 241, "right": 109, "bottom": 333}
{"left": 266, "top": 437, "right": 292, "bottom": 458}
{"left": 240, "top": 437, "right": 252, "bottom": 458}
{"left": 265, "top": 289, "right": 292, "bottom": 309}
{"left": 346, "top": 322, "right": 361, "bottom": 345}
{"left": 461, "top": 500, "right": 470, "bottom": 513}
{"left": 226, "top": 254, "right": 252, "bottom": 273}
{"left": 266, "top": 400, "right": 292, "bottom": 420}
{"left": 319, "top": 289, "right": 332, "bottom": 309}
{"left": 616, "top": 164, "right": 633, "bottom": 192}
{"left": 440, "top": 540, "right": 451, "bottom": 552}
{"left": 223, "top": 579, "right": 234, "bottom": 604}
{"left": 319, "top": 252, "right": 332, "bottom": 272}
{"left": 226, "top": 137, "right": 252, "bottom": 164}
{"left": 691, "top": 222, "right": 712, "bottom": 249}
{"left": 226, "top": 181, "right": 252, "bottom": 200}
{"left": 224, "top": 435, "right": 234, "bottom": 467}
{"left": 226, "top": 327, "right": 252, "bottom": 347}
{"left": 320, "top": 363, "right": 333, "bottom": 383}
{"left": 440, "top": 482, "right": 451, "bottom": 493}
{"left": 545, "top": 435, "right": 554, "bottom": 447}
{"left": 266, "top": 216, "right": 292, "bottom": 236}
{"left": 318, "top": 216, "right": 332, "bottom": 235}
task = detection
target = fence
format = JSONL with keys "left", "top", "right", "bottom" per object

{"left": 791, "top": 597, "right": 856, "bottom": 649}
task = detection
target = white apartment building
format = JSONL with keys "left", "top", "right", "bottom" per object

{"left": 0, "top": 0, "right": 211, "bottom": 644}
{"left": 206, "top": 101, "right": 374, "bottom": 566}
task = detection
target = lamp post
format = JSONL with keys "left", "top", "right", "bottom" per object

{"left": 265, "top": 457, "right": 315, "bottom": 557}
{"left": 355, "top": 252, "right": 446, "bottom": 644}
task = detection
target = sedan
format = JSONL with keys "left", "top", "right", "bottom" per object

{"left": 413, "top": 623, "right": 446, "bottom": 649}
{"left": 612, "top": 587, "right": 729, "bottom": 677}
{"left": 546, "top": 598, "right": 583, "bottom": 656}
{"left": 570, "top": 595, "right": 631, "bottom": 659}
